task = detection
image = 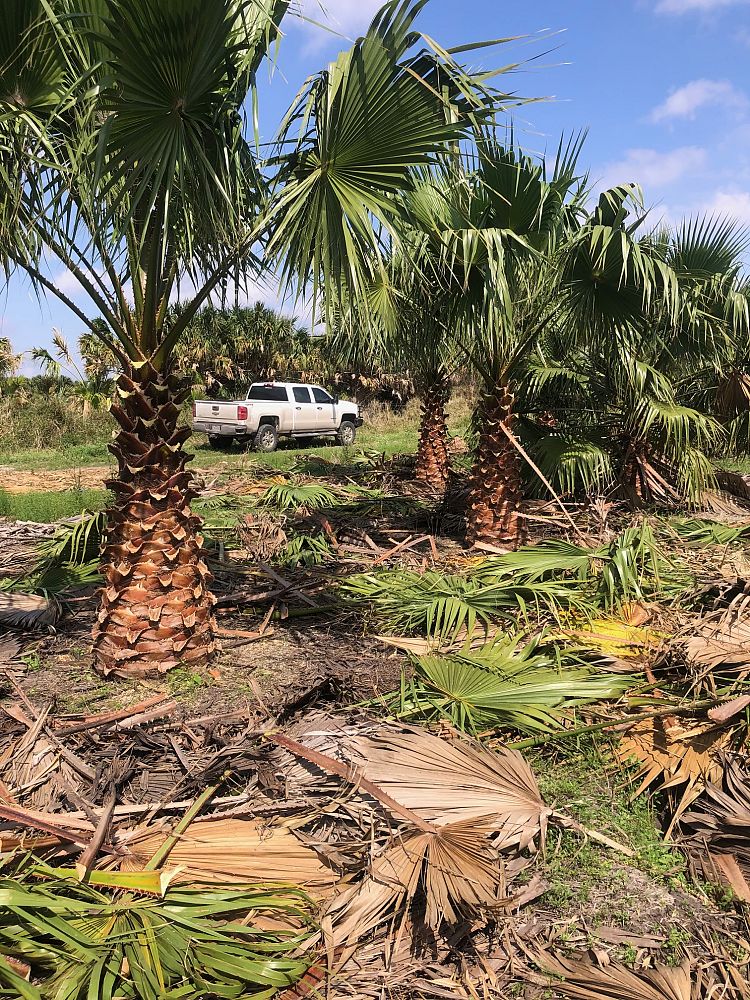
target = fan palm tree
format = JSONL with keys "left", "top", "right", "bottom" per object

{"left": 416, "top": 134, "right": 590, "bottom": 547}
{"left": 0, "top": 0, "right": 514, "bottom": 676}
{"left": 526, "top": 214, "right": 747, "bottom": 504}
{"left": 452, "top": 150, "right": 680, "bottom": 545}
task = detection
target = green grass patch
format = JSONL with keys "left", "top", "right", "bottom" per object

{"left": 0, "top": 488, "right": 110, "bottom": 522}
{"left": 532, "top": 739, "right": 686, "bottom": 913}
{"left": 0, "top": 443, "right": 114, "bottom": 471}
{"left": 0, "top": 426, "right": 420, "bottom": 473}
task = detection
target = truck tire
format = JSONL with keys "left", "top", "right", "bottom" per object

{"left": 254, "top": 423, "right": 278, "bottom": 453}
{"left": 337, "top": 420, "right": 357, "bottom": 446}
{"left": 208, "top": 434, "right": 231, "bottom": 450}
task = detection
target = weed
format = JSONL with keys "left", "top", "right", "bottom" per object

{"left": 19, "top": 653, "right": 43, "bottom": 671}
{"left": 664, "top": 926, "right": 690, "bottom": 965}
{"left": 167, "top": 668, "right": 208, "bottom": 695}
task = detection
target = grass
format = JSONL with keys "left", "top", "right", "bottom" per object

{"left": 0, "top": 392, "right": 473, "bottom": 473}
{"left": 0, "top": 488, "right": 110, "bottom": 521}
{"left": 532, "top": 738, "right": 688, "bottom": 918}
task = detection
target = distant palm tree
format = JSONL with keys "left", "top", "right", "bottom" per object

{"left": 0, "top": 337, "right": 20, "bottom": 380}
{"left": 0, "top": 0, "right": 512, "bottom": 676}
{"left": 33, "top": 330, "right": 113, "bottom": 414}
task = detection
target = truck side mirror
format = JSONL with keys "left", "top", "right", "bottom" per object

{"left": 333, "top": 394, "right": 339, "bottom": 404}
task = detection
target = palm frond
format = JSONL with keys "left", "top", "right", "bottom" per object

{"left": 390, "top": 635, "right": 632, "bottom": 734}
{"left": 341, "top": 567, "right": 591, "bottom": 640}
{"left": 0, "top": 855, "right": 313, "bottom": 1000}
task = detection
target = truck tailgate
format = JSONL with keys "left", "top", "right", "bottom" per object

{"left": 194, "top": 400, "right": 242, "bottom": 420}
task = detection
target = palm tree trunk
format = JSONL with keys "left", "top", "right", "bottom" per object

{"left": 93, "top": 363, "right": 217, "bottom": 677}
{"left": 414, "top": 371, "right": 450, "bottom": 492}
{"left": 465, "top": 384, "right": 525, "bottom": 549}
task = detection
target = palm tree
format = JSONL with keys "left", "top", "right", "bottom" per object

{"left": 450, "top": 146, "right": 682, "bottom": 546}
{"left": 0, "top": 0, "right": 511, "bottom": 676}
{"left": 33, "top": 329, "right": 113, "bottom": 413}
{"left": 420, "top": 134, "right": 589, "bottom": 547}
{"left": 0, "top": 336, "right": 19, "bottom": 380}
{"left": 526, "top": 214, "right": 748, "bottom": 504}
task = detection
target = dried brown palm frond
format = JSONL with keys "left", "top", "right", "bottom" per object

{"left": 325, "top": 817, "right": 507, "bottom": 946}
{"left": 615, "top": 715, "right": 731, "bottom": 831}
{"left": 119, "top": 818, "right": 339, "bottom": 897}
{"left": 540, "top": 954, "right": 692, "bottom": 1000}
{"left": 680, "top": 755, "right": 750, "bottom": 898}
{"left": 347, "top": 727, "right": 549, "bottom": 850}
{"left": 0, "top": 592, "right": 61, "bottom": 630}
{"left": 271, "top": 727, "right": 540, "bottom": 946}
{"left": 680, "top": 612, "right": 750, "bottom": 673}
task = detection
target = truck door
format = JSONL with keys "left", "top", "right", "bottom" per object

{"left": 291, "top": 385, "right": 317, "bottom": 431}
{"left": 312, "top": 386, "right": 337, "bottom": 431}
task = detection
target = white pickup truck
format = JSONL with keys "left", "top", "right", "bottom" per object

{"left": 191, "top": 381, "right": 363, "bottom": 452}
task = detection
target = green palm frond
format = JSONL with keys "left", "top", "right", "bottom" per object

{"left": 469, "top": 523, "right": 687, "bottom": 608}
{"left": 269, "top": 0, "right": 522, "bottom": 311}
{"left": 388, "top": 634, "right": 632, "bottom": 734}
{"left": 0, "top": 855, "right": 313, "bottom": 1000}
{"left": 341, "top": 567, "right": 591, "bottom": 640}
{"left": 530, "top": 433, "right": 614, "bottom": 497}
{"left": 667, "top": 517, "right": 750, "bottom": 547}
{"left": 670, "top": 214, "right": 750, "bottom": 278}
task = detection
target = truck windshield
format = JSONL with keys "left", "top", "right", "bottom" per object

{"left": 247, "top": 385, "right": 288, "bottom": 401}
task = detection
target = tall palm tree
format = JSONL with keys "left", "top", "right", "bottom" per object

{"left": 0, "top": 0, "right": 513, "bottom": 676}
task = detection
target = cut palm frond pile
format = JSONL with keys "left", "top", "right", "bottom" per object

{"left": 341, "top": 568, "right": 590, "bottom": 641}
{"left": 667, "top": 516, "right": 750, "bottom": 548}
{"left": 386, "top": 635, "right": 633, "bottom": 734}
{"left": 0, "top": 511, "right": 104, "bottom": 596}
{"left": 472, "top": 522, "right": 689, "bottom": 608}
{"left": 680, "top": 754, "right": 750, "bottom": 900}
{"left": 344, "top": 523, "right": 691, "bottom": 643}
{"left": 0, "top": 856, "right": 313, "bottom": 1000}
{"left": 615, "top": 715, "right": 733, "bottom": 831}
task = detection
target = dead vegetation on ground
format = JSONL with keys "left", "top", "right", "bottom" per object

{"left": 1, "top": 455, "right": 750, "bottom": 998}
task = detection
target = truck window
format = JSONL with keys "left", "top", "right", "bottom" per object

{"left": 248, "top": 385, "right": 288, "bottom": 401}
{"left": 312, "top": 387, "right": 332, "bottom": 404}
{"left": 293, "top": 386, "right": 311, "bottom": 403}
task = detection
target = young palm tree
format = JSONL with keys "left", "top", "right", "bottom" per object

{"left": 0, "top": 0, "right": 512, "bottom": 676}
{"left": 526, "top": 214, "right": 748, "bottom": 504}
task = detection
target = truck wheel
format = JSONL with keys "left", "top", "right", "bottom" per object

{"left": 337, "top": 420, "right": 357, "bottom": 446}
{"left": 208, "top": 435, "right": 230, "bottom": 451}
{"left": 254, "top": 423, "right": 278, "bottom": 453}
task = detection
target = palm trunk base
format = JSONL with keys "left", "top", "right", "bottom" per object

{"left": 414, "top": 377, "right": 450, "bottom": 493}
{"left": 93, "top": 366, "right": 217, "bottom": 678}
{"left": 465, "top": 386, "right": 526, "bottom": 549}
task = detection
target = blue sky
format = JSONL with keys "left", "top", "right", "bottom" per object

{"left": 4, "top": 0, "right": 750, "bottom": 372}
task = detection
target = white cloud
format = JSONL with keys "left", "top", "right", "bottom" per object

{"left": 650, "top": 79, "right": 747, "bottom": 122}
{"left": 598, "top": 146, "right": 707, "bottom": 191}
{"left": 703, "top": 189, "right": 750, "bottom": 223}
{"left": 656, "top": 0, "right": 749, "bottom": 13}
{"left": 297, "top": 0, "right": 383, "bottom": 43}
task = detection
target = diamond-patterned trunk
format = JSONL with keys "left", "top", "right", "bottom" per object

{"left": 465, "top": 384, "right": 525, "bottom": 549}
{"left": 414, "top": 373, "right": 450, "bottom": 493}
{"left": 93, "top": 364, "right": 217, "bottom": 677}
